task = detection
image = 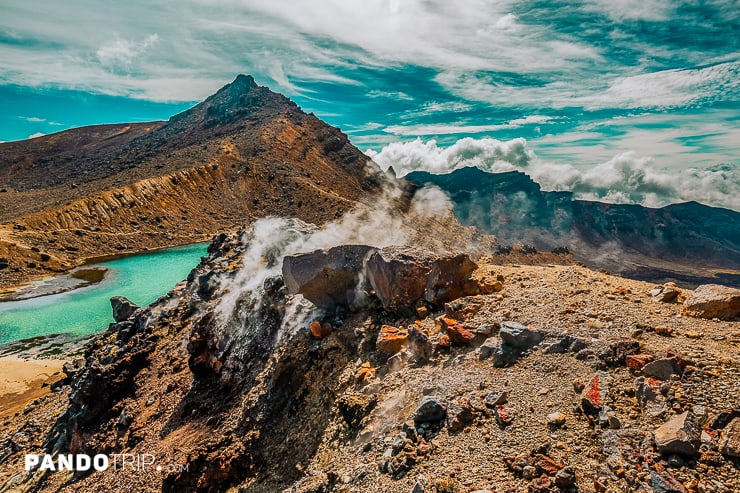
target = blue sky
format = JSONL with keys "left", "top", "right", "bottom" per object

{"left": 1, "top": 1, "right": 738, "bottom": 209}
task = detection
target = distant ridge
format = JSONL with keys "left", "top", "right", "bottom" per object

{"left": 406, "top": 167, "right": 740, "bottom": 287}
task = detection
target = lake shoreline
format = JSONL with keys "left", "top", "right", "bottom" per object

{"left": 0, "top": 241, "right": 210, "bottom": 302}
{"left": 0, "top": 242, "right": 208, "bottom": 346}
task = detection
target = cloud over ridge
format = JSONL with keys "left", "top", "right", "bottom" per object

{"left": 367, "top": 137, "right": 740, "bottom": 211}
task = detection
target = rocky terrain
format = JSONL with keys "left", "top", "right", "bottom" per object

{"left": 0, "top": 75, "right": 382, "bottom": 290}
{"left": 406, "top": 167, "right": 740, "bottom": 288}
{"left": 0, "top": 75, "right": 738, "bottom": 493}
{"left": 0, "top": 213, "right": 737, "bottom": 493}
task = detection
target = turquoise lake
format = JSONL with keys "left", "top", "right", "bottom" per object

{"left": 0, "top": 243, "right": 207, "bottom": 345}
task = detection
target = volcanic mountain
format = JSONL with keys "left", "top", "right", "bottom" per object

{"left": 0, "top": 75, "right": 383, "bottom": 289}
{"left": 406, "top": 167, "right": 740, "bottom": 287}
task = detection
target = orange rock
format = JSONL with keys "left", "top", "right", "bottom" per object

{"left": 355, "top": 362, "right": 376, "bottom": 384}
{"left": 309, "top": 320, "right": 332, "bottom": 339}
{"left": 376, "top": 325, "right": 408, "bottom": 354}
{"left": 438, "top": 317, "right": 475, "bottom": 345}
{"left": 478, "top": 276, "right": 503, "bottom": 294}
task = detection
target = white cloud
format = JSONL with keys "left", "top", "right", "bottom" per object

{"left": 367, "top": 137, "right": 740, "bottom": 210}
{"left": 400, "top": 101, "right": 473, "bottom": 120}
{"left": 20, "top": 116, "right": 45, "bottom": 122}
{"left": 436, "top": 62, "right": 740, "bottom": 112}
{"left": 577, "top": 62, "right": 740, "bottom": 110}
{"left": 585, "top": 0, "right": 674, "bottom": 21}
{"left": 366, "top": 137, "right": 532, "bottom": 174}
{"left": 96, "top": 33, "right": 159, "bottom": 71}
{"left": 0, "top": 0, "right": 603, "bottom": 102}
{"left": 27, "top": 132, "right": 45, "bottom": 139}
{"left": 384, "top": 115, "right": 554, "bottom": 136}
{"left": 367, "top": 90, "right": 413, "bottom": 101}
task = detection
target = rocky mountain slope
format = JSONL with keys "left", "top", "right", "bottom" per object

{"left": 0, "top": 219, "right": 737, "bottom": 493}
{"left": 0, "top": 75, "right": 383, "bottom": 290}
{"left": 406, "top": 167, "right": 740, "bottom": 288}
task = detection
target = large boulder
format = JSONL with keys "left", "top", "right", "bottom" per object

{"left": 683, "top": 284, "right": 740, "bottom": 320}
{"left": 282, "top": 245, "right": 376, "bottom": 309}
{"left": 365, "top": 247, "right": 478, "bottom": 314}
{"left": 110, "top": 296, "right": 139, "bottom": 322}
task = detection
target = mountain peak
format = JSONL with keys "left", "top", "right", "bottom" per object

{"left": 230, "top": 74, "right": 258, "bottom": 92}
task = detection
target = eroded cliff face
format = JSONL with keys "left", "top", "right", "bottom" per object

{"left": 0, "top": 75, "right": 382, "bottom": 290}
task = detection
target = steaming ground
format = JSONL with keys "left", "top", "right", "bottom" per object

{"left": 366, "top": 137, "right": 740, "bottom": 211}
{"left": 215, "top": 182, "right": 495, "bottom": 354}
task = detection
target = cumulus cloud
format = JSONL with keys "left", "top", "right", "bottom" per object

{"left": 366, "top": 137, "right": 532, "bottom": 174}
{"left": 367, "top": 137, "right": 740, "bottom": 211}
{"left": 27, "top": 132, "right": 46, "bottom": 139}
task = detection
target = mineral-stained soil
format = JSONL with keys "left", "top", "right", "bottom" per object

{"left": 0, "top": 226, "right": 737, "bottom": 493}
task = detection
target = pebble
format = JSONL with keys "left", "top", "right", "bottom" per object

{"left": 547, "top": 412, "right": 566, "bottom": 428}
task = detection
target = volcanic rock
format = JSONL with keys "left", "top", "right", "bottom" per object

{"left": 650, "top": 283, "right": 682, "bottom": 303}
{"left": 479, "top": 338, "right": 499, "bottom": 360}
{"left": 654, "top": 411, "right": 702, "bottom": 456}
{"left": 642, "top": 357, "right": 681, "bottom": 380}
{"left": 720, "top": 418, "right": 740, "bottom": 458}
{"left": 499, "top": 321, "right": 545, "bottom": 350}
{"left": 491, "top": 344, "right": 521, "bottom": 368}
{"left": 625, "top": 353, "right": 654, "bottom": 371}
{"left": 376, "top": 325, "right": 408, "bottom": 355}
{"left": 414, "top": 396, "right": 447, "bottom": 426}
{"left": 683, "top": 284, "right": 740, "bottom": 320}
{"left": 581, "top": 373, "right": 609, "bottom": 415}
{"left": 365, "top": 247, "right": 478, "bottom": 314}
{"left": 635, "top": 377, "right": 660, "bottom": 408}
{"left": 437, "top": 317, "right": 476, "bottom": 346}
{"left": 282, "top": 245, "right": 375, "bottom": 309}
{"left": 598, "top": 340, "right": 641, "bottom": 367}
{"left": 110, "top": 296, "right": 139, "bottom": 322}
{"left": 650, "top": 470, "right": 687, "bottom": 493}
{"left": 424, "top": 253, "right": 479, "bottom": 305}
{"left": 544, "top": 334, "right": 587, "bottom": 354}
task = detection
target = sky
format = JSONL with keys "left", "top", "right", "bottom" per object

{"left": 1, "top": 0, "right": 738, "bottom": 210}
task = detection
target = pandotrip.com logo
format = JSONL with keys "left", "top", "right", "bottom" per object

{"left": 25, "top": 454, "right": 189, "bottom": 473}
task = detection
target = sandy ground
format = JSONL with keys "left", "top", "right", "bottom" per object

{"left": 0, "top": 356, "right": 67, "bottom": 417}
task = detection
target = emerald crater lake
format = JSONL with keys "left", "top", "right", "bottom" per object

{"left": 0, "top": 243, "right": 208, "bottom": 345}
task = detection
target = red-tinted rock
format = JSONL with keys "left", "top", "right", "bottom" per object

{"left": 528, "top": 475, "right": 553, "bottom": 493}
{"left": 626, "top": 353, "right": 654, "bottom": 371}
{"left": 438, "top": 317, "right": 476, "bottom": 345}
{"left": 650, "top": 470, "right": 687, "bottom": 493}
{"left": 532, "top": 454, "right": 563, "bottom": 476}
{"left": 365, "top": 247, "right": 478, "bottom": 315}
{"left": 581, "top": 373, "right": 608, "bottom": 415}
{"left": 495, "top": 404, "right": 514, "bottom": 426}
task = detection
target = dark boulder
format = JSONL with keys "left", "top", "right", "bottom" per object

{"left": 110, "top": 296, "right": 139, "bottom": 322}
{"left": 282, "top": 245, "right": 375, "bottom": 310}
{"left": 414, "top": 396, "right": 447, "bottom": 426}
